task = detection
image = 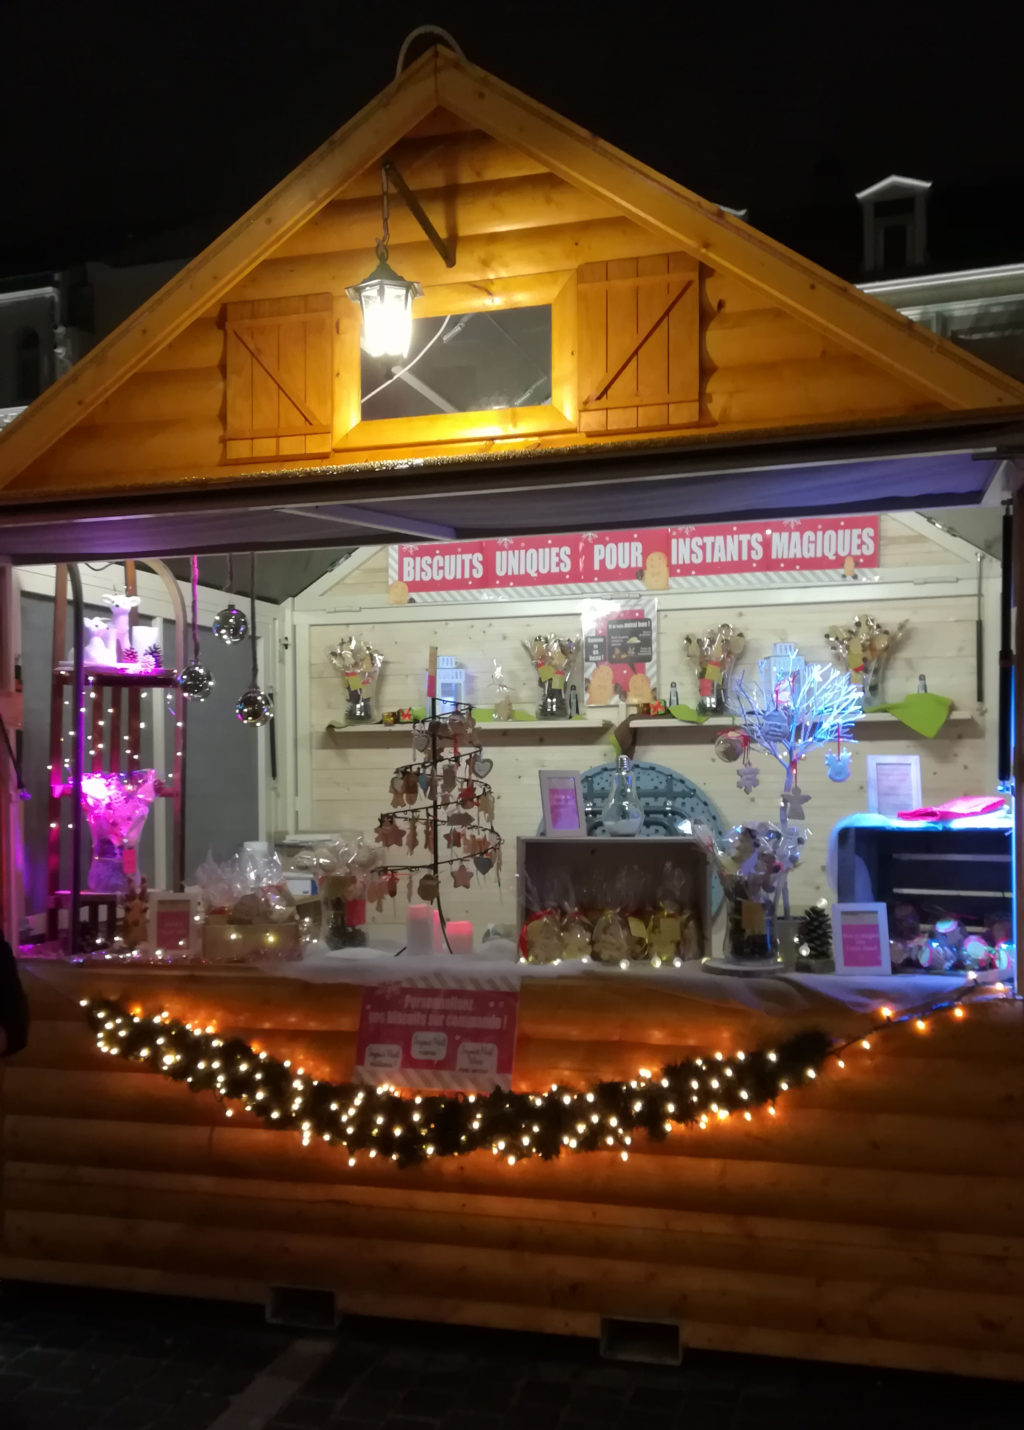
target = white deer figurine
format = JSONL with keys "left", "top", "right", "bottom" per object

{"left": 102, "top": 593, "right": 160, "bottom": 663}
{"left": 83, "top": 617, "right": 117, "bottom": 666}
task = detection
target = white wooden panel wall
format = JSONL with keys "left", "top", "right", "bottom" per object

{"left": 299, "top": 519, "right": 994, "bottom": 945}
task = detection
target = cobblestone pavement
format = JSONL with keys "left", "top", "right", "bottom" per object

{"left": 1, "top": 1280, "right": 1019, "bottom": 1430}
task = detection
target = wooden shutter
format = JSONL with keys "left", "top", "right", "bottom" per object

{"left": 578, "top": 254, "right": 700, "bottom": 432}
{"left": 224, "top": 295, "right": 332, "bottom": 461}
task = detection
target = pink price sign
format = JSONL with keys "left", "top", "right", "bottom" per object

{"left": 832, "top": 904, "right": 891, "bottom": 975}
{"left": 354, "top": 981, "right": 520, "bottom": 1092}
{"left": 839, "top": 921, "right": 883, "bottom": 968}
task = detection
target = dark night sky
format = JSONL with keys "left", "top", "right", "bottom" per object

{"left": 2, "top": 0, "right": 1022, "bottom": 273}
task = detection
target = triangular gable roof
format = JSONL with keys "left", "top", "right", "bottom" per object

{"left": 2, "top": 44, "right": 1022, "bottom": 491}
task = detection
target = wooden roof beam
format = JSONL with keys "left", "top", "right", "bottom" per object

{"left": 434, "top": 51, "right": 1024, "bottom": 412}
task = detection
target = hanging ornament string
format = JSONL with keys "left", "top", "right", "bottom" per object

{"left": 378, "top": 162, "right": 390, "bottom": 260}
{"left": 213, "top": 552, "right": 248, "bottom": 645}
{"left": 190, "top": 555, "right": 201, "bottom": 666}
{"left": 249, "top": 552, "right": 258, "bottom": 687}
{"left": 177, "top": 556, "right": 214, "bottom": 701}
{"left": 236, "top": 552, "right": 272, "bottom": 726}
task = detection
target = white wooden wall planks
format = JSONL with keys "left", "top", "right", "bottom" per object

{"left": 294, "top": 516, "right": 997, "bottom": 942}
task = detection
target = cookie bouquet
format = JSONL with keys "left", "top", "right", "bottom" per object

{"left": 524, "top": 634, "right": 579, "bottom": 719}
{"left": 684, "top": 624, "right": 745, "bottom": 715}
{"left": 328, "top": 636, "right": 384, "bottom": 724}
{"left": 824, "top": 613, "right": 907, "bottom": 702}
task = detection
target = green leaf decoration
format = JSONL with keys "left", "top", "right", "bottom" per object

{"left": 668, "top": 704, "right": 710, "bottom": 724}
{"left": 865, "top": 692, "right": 953, "bottom": 738}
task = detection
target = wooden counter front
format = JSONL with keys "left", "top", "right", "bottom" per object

{"left": 2, "top": 963, "right": 1023, "bottom": 1380}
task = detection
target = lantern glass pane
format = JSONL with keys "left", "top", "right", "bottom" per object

{"left": 361, "top": 281, "right": 415, "bottom": 360}
{"left": 361, "top": 305, "right": 552, "bottom": 419}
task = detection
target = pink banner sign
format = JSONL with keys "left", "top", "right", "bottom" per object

{"left": 354, "top": 981, "right": 520, "bottom": 1092}
{"left": 389, "top": 515, "right": 879, "bottom": 598}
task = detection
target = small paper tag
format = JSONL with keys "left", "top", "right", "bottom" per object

{"left": 537, "top": 664, "right": 555, "bottom": 682}
{"left": 551, "top": 672, "right": 565, "bottom": 691}
{"left": 699, "top": 678, "right": 713, "bottom": 697}
{"left": 660, "top": 915, "right": 682, "bottom": 940}
{"left": 346, "top": 672, "right": 362, "bottom": 690}
{"left": 741, "top": 901, "right": 766, "bottom": 934}
{"left": 628, "top": 916, "right": 647, "bottom": 939}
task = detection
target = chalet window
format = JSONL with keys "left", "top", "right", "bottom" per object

{"left": 224, "top": 295, "right": 332, "bottom": 462}
{"left": 334, "top": 272, "right": 576, "bottom": 451}
{"left": 360, "top": 305, "right": 552, "bottom": 421}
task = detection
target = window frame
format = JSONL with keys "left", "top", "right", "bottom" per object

{"left": 333, "top": 270, "right": 577, "bottom": 451}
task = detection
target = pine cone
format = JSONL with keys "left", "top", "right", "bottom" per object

{"left": 144, "top": 642, "right": 162, "bottom": 669}
{"left": 122, "top": 645, "right": 138, "bottom": 664}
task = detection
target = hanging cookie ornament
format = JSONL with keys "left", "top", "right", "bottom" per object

{"left": 736, "top": 762, "right": 761, "bottom": 795}
{"left": 177, "top": 555, "right": 214, "bottom": 702}
{"left": 213, "top": 554, "right": 248, "bottom": 644}
{"left": 452, "top": 863, "right": 473, "bottom": 889}
{"left": 825, "top": 742, "right": 853, "bottom": 782}
{"left": 236, "top": 554, "right": 272, "bottom": 727}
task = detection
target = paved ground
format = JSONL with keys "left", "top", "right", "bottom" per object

{"left": 0, "top": 1280, "right": 1019, "bottom": 1430}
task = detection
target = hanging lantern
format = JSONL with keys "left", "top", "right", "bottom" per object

{"left": 179, "top": 663, "right": 214, "bottom": 701}
{"left": 346, "top": 244, "right": 422, "bottom": 360}
{"left": 236, "top": 686, "right": 273, "bottom": 726}
{"left": 213, "top": 603, "right": 248, "bottom": 644}
{"left": 178, "top": 556, "right": 213, "bottom": 700}
{"left": 235, "top": 552, "right": 271, "bottom": 728}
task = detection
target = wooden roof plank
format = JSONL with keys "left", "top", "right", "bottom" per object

{"left": 2, "top": 43, "right": 1022, "bottom": 497}
{"left": 434, "top": 51, "right": 1024, "bottom": 411}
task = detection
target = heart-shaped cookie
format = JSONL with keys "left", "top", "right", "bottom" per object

{"left": 472, "top": 754, "right": 493, "bottom": 778}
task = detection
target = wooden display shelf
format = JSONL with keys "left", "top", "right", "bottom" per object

{"left": 629, "top": 711, "right": 977, "bottom": 734}
{"left": 56, "top": 665, "right": 179, "bottom": 688}
{"left": 326, "top": 718, "right": 612, "bottom": 736}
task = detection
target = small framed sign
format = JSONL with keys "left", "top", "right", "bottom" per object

{"left": 538, "top": 770, "right": 587, "bottom": 837}
{"left": 832, "top": 902, "right": 891, "bottom": 976}
{"left": 866, "top": 753, "right": 921, "bottom": 820}
{"left": 148, "top": 890, "right": 200, "bottom": 958}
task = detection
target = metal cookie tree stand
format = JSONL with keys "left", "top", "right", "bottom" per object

{"left": 372, "top": 649, "right": 502, "bottom": 953}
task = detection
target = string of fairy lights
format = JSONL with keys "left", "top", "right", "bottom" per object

{"left": 81, "top": 983, "right": 1013, "bottom": 1169}
{"left": 47, "top": 680, "right": 185, "bottom": 832}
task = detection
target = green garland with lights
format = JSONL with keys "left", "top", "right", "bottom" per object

{"left": 82, "top": 988, "right": 986, "bottom": 1169}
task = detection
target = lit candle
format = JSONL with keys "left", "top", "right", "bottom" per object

{"left": 446, "top": 921, "right": 474, "bottom": 956}
{"left": 406, "top": 905, "right": 433, "bottom": 957}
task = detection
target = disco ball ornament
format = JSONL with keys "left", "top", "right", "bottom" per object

{"left": 213, "top": 603, "right": 248, "bottom": 644}
{"left": 236, "top": 685, "right": 273, "bottom": 726}
{"left": 178, "top": 663, "right": 214, "bottom": 701}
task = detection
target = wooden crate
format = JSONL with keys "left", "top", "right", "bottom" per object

{"left": 517, "top": 835, "right": 712, "bottom": 957}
